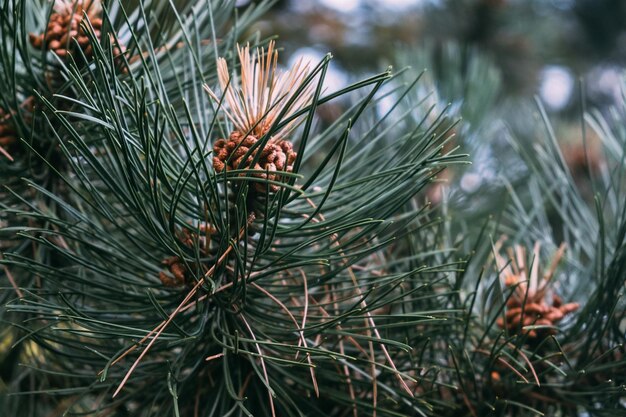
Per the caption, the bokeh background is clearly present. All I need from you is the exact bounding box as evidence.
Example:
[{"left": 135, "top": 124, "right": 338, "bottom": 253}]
[{"left": 238, "top": 0, "right": 626, "bottom": 115}]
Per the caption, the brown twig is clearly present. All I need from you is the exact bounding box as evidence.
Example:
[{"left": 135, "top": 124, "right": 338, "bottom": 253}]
[
  {"left": 250, "top": 281, "right": 319, "bottom": 397},
  {"left": 239, "top": 313, "right": 276, "bottom": 417},
  {"left": 1, "top": 254, "right": 23, "bottom": 298},
  {"left": 111, "top": 222, "right": 246, "bottom": 397}
]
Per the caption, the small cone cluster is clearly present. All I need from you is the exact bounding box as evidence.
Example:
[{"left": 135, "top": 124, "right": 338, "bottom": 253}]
[
  {"left": 159, "top": 256, "right": 188, "bottom": 288},
  {"left": 29, "top": 0, "right": 124, "bottom": 62},
  {"left": 159, "top": 224, "right": 218, "bottom": 288},
  {"left": 0, "top": 107, "right": 17, "bottom": 158},
  {"left": 0, "top": 98, "right": 35, "bottom": 160},
  {"left": 213, "top": 131, "right": 297, "bottom": 192},
  {"left": 494, "top": 240, "right": 579, "bottom": 339},
  {"left": 205, "top": 41, "right": 314, "bottom": 193}
]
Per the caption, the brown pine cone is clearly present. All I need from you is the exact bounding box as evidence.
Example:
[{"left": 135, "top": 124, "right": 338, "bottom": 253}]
[
  {"left": 29, "top": 0, "right": 125, "bottom": 64},
  {"left": 213, "top": 131, "right": 297, "bottom": 192},
  {"left": 159, "top": 256, "right": 188, "bottom": 288},
  {"left": 494, "top": 241, "right": 579, "bottom": 340},
  {"left": 159, "top": 222, "right": 220, "bottom": 288},
  {"left": 498, "top": 296, "right": 579, "bottom": 339},
  {"left": 0, "top": 107, "right": 17, "bottom": 150},
  {"left": 0, "top": 97, "right": 37, "bottom": 159}
]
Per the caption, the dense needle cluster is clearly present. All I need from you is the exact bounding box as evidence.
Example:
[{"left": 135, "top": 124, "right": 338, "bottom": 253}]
[
  {"left": 206, "top": 41, "right": 314, "bottom": 192},
  {"left": 494, "top": 240, "right": 579, "bottom": 339},
  {"left": 2, "top": 1, "right": 624, "bottom": 415}
]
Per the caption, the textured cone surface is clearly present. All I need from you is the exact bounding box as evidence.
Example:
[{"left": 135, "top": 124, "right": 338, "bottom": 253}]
[
  {"left": 213, "top": 131, "right": 297, "bottom": 192},
  {"left": 0, "top": 107, "right": 17, "bottom": 149},
  {"left": 159, "top": 257, "right": 187, "bottom": 288},
  {"left": 497, "top": 280, "right": 579, "bottom": 338},
  {"left": 29, "top": 0, "right": 124, "bottom": 62},
  {"left": 0, "top": 98, "right": 34, "bottom": 151},
  {"left": 159, "top": 224, "right": 219, "bottom": 288}
]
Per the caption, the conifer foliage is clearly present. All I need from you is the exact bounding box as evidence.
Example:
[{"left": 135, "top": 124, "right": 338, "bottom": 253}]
[{"left": 0, "top": 1, "right": 624, "bottom": 417}]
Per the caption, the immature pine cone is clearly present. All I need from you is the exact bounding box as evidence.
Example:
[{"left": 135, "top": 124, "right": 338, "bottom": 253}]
[
  {"left": 159, "top": 223, "right": 219, "bottom": 288},
  {"left": 0, "top": 107, "right": 17, "bottom": 151},
  {"left": 29, "top": 0, "right": 124, "bottom": 62},
  {"left": 159, "top": 256, "right": 188, "bottom": 288},
  {"left": 206, "top": 42, "right": 313, "bottom": 194},
  {"left": 213, "top": 131, "right": 297, "bottom": 193},
  {"left": 0, "top": 98, "right": 34, "bottom": 158},
  {"left": 494, "top": 241, "right": 579, "bottom": 339}
]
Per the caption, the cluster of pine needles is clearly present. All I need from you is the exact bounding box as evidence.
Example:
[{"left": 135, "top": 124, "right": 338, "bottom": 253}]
[{"left": 0, "top": 1, "right": 624, "bottom": 416}]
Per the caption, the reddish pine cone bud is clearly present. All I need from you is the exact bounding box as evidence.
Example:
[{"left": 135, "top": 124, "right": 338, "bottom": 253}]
[
  {"left": 213, "top": 131, "right": 297, "bottom": 192},
  {"left": 29, "top": 1, "right": 125, "bottom": 63},
  {"left": 494, "top": 241, "right": 579, "bottom": 339},
  {"left": 498, "top": 292, "right": 579, "bottom": 339},
  {"left": 159, "top": 223, "right": 219, "bottom": 288},
  {"left": 159, "top": 256, "right": 187, "bottom": 287},
  {"left": 0, "top": 97, "right": 34, "bottom": 158},
  {"left": 0, "top": 107, "right": 17, "bottom": 150}
]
